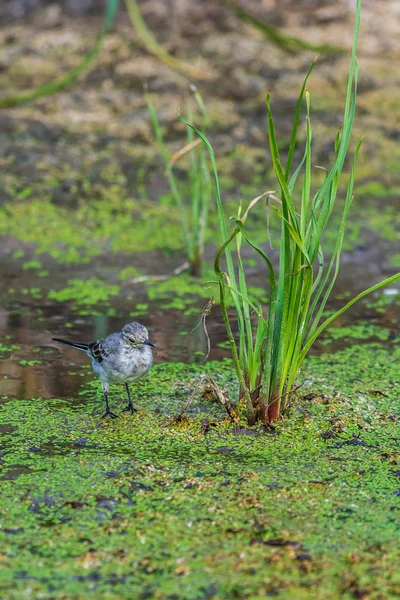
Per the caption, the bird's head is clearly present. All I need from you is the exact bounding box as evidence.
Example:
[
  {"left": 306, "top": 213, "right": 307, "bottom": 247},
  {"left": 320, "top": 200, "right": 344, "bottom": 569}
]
[{"left": 122, "top": 322, "right": 155, "bottom": 349}]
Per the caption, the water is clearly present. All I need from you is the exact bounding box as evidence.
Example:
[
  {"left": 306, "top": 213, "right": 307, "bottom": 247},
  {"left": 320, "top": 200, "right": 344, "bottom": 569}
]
[{"left": 0, "top": 237, "right": 398, "bottom": 403}]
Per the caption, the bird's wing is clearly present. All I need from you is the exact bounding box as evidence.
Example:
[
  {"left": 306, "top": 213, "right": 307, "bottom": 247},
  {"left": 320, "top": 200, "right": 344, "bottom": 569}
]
[
  {"left": 88, "top": 333, "right": 121, "bottom": 364},
  {"left": 88, "top": 339, "right": 111, "bottom": 364}
]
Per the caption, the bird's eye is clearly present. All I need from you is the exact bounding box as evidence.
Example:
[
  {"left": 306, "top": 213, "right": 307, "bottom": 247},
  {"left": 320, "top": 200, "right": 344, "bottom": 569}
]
[{"left": 129, "top": 337, "right": 136, "bottom": 343}]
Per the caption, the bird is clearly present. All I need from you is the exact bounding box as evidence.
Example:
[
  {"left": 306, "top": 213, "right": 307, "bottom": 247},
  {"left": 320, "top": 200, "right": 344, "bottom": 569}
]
[{"left": 53, "top": 322, "right": 154, "bottom": 418}]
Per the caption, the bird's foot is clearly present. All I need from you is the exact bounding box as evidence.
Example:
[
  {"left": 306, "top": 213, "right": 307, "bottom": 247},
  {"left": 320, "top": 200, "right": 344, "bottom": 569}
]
[
  {"left": 123, "top": 403, "right": 137, "bottom": 414},
  {"left": 101, "top": 409, "right": 119, "bottom": 419}
]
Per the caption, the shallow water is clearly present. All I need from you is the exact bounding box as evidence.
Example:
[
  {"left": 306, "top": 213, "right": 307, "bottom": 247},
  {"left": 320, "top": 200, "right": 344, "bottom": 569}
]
[{"left": 0, "top": 236, "right": 398, "bottom": 403}]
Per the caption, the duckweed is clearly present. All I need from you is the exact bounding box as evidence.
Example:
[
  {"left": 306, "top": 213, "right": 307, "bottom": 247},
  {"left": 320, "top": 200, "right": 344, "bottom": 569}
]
[{"left": 0, "top": 344, "right": 399, "bottom": 598}]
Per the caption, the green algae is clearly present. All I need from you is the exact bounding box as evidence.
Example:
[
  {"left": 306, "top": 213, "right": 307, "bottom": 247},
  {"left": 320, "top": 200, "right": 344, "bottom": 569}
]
[
  {"left": 18, "top": 359, "right": 42, "bottom": 367},
  {"left": 1, "top": 166, "right": 398, "bottom": 278},
  {"left": 118, "top": 266, "right": 143, "bottom": 281},
  {"left": 0, "top": 194, "right": 185, "bottom": 265},
  {"left": 365, "top": 291, "right": 400, "bottom": 312},
  {"left": 321, "top": 322, "right": 395, "bottom": 345},
  {"left": 389, "top": 254, "right": 400, "bottom": 268},
  {"left": 48, "top": 279, "right": 120, "bottom": 306},
  {"left": 21, "top": 287, "right": 43, "bottom": 300},
  {"left": 0, "top": 199, "right": 100, "bottom": 264},
  {"left": 0, "top": 341, "right": 21, "bottom": 357},
  {"left": 21, "top": 259, "right": 42, "bottom": 270},
  {"left": 363, "top": 204, "right": 400, "bottom": 243},
  {"left": 1, "top": 343, "right": 400, "bottom": 598},
  {"left": 146, "top": 271, "right": 218, "bottom": 313}
]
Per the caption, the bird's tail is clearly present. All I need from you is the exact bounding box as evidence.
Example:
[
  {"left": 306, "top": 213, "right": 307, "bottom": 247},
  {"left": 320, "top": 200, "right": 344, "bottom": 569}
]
[{"left": 53, "top": 338, "right": 90, "bottom": 352}]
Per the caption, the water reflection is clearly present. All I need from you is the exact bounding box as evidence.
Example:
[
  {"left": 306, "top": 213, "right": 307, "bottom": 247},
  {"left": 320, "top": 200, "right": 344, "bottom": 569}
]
[
  {"left": 0, "top": 279, "right": 398, "bottom": 403},
  {"left": 0, "top": 300, "right": 233, "bottom": 401},
  {"left": 0, "top": 226, "right": 398, "bottom": 402}
]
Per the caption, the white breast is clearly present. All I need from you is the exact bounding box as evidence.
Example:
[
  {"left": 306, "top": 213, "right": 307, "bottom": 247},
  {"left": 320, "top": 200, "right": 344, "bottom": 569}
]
[{"left": 92, "top": 345, "right": 153, "bottom": 384}]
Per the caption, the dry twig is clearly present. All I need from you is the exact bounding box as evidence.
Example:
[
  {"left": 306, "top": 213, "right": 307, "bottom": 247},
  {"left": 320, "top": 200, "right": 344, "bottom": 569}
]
[
  {"left": 190, "top": 297, "right": 214, "bottom": 360},
  {"left": 125, "top": 261, "right": 190, "bottom": 285},
  {"left": 165, "top": 374, "right": 237, "bottom": 427}
]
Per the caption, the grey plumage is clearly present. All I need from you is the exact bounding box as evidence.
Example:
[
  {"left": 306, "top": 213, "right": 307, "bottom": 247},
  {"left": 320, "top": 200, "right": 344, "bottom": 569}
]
[{"left": 53, "top": 322, "right": 154, "bottom": 418}]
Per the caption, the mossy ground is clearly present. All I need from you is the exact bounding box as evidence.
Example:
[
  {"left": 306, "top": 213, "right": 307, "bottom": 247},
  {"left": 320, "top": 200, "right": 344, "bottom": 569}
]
[{"left": 1, "top": 342, "right": 400, "bottom": 599}]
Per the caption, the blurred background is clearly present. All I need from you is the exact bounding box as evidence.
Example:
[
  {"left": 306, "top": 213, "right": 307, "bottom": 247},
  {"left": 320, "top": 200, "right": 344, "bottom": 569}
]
[{"left": 0, "top": 0, "right": 399, "bottom": 399}]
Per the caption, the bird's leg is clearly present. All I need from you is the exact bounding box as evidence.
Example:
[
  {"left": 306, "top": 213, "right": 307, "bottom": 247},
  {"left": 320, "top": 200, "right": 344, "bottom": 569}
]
[
  {"left": 124, "top": 383, "right": 137, "bottom": 414},
  {"left": 101, "top": 383, "right": 118, "bottom": 419}
]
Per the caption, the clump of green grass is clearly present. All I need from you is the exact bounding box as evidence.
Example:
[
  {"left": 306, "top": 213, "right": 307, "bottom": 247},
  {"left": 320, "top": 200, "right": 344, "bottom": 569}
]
[
  {"left": 145, "top": 86, "right": 212, "bottom": 276},
  {"left": 181, "top": 0, "right": 400, "bottom": 424}
]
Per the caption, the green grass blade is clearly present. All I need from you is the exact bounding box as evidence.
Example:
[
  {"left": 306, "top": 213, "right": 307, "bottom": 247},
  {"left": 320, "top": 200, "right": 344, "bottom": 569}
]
[
  {"left": 226, "top": 1, "right": 344, "bottom": 55},
  {"left": 214, "top": 230, "right": 255, "bottom": 422},
  {"left": 178, "top": 117, "right": 239, "bottom": 287},
  {"left": 283, "top": 263, "right": 313, "bottom": 393},
  {"left": 197, "top": 145, "right": 212, "bottom": 257},
  {"left": 0, "top": 0, "right": 119, "bottom": 109},
  {"left": 310, "top": 61, "right": 359, "bottom": 249},
  {"left": 300, "top": 91, "right": 312, "bottom": 237},
  {"left": 266, "top": 94, "right": 299, "bottom": 232},
  {"left": 236, "top": 227, "right": 253, "bottom": 379},
  {"left": 180, "top": 117, "right": 253, "bottom": 383},
  {"left": 286, "top": 61, "right": 317, "bottom": 181},
  {"left": 124, "top": 0, "right": 207, "bottom": 79},
  {"left": 187, "top": 103, "right": 200, "bottom": 251},
  {"left": 233, "top": 220, "right": 278, "bottom": 404},
  {"left": 288, "top": 150, "right": 306, "bottom": 194},
  {"left": 307, "top": 140, "right": 362, "bottom": 340},
  {"left": 266, "top": 92, "right": 299, "bottom": 397},
  {"left": 0, "top": 38, "right": 103, "bottom": 109},
  {"left": 103, "top": 0, "right": 120, "bottom": 33},
  {"left": 298, "top": 272, "right": 400, "bottom": 370},
  {"left": 271, "top": 207, "right": 311, "bottom": 264}
]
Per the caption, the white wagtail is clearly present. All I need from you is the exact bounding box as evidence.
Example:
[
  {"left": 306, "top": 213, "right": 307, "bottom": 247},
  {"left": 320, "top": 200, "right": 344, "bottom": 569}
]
[{"left": 53, "top": 322, "right": 154, "bottom": 418}]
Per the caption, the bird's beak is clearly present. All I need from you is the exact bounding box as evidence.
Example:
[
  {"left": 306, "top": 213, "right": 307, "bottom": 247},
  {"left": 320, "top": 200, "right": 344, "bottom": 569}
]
[{"left": 145, "top": 339, "right": 155, "bottom": 348}]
